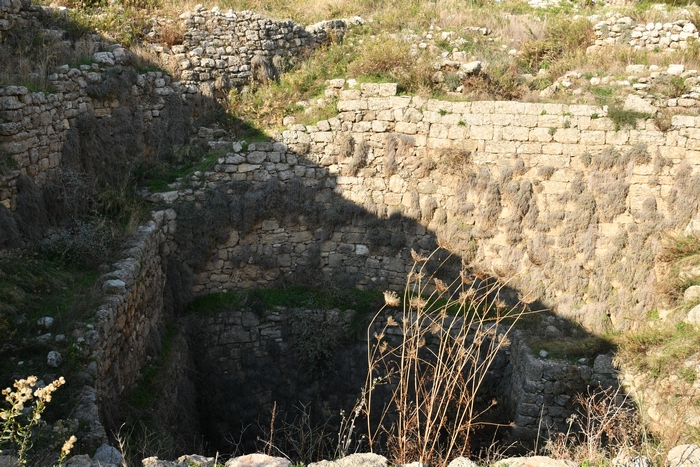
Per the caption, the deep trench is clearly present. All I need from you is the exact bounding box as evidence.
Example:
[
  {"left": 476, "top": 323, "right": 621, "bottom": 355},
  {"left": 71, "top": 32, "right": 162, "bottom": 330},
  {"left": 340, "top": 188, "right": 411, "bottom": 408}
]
[{"left": 132, "top": 304, "right": 515, "bottom": 462}]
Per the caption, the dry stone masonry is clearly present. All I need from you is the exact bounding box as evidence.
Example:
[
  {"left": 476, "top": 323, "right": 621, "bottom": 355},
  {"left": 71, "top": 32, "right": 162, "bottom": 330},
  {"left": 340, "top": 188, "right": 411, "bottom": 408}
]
[
  {"left": 146, "top": 80, "right": 700, "bottom": 335},
  {"left": 0, "top": 63, "right": 195, "bottom": 210},
  {"left": 149, "top": 5, "right": 362, "bottom": 89},
  {"left": 589, "top": 15, "right": 699, "bottom": 52}
]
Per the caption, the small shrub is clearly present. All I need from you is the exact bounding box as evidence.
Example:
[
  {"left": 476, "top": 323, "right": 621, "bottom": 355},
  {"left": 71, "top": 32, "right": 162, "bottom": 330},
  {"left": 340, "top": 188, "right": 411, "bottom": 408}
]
[
  {"left": 342, "top": 137, "right": 368, "bottom": 176},
  {"left": 359, "top": 255, "right": 528, "bottom": 467},
  {"left": 519, "top": 16, "right": 594, "bottom": 73},
  {"left": 347, "top": 36, "right": 433, "bottom": 94},
  {"left": 607, "top": 106, "right": 650, "bottom": 130},
  {"left": 383, "top": 135, "right": 399, "bottom": 178},
  {"left": 441, "top": 148, "right": 471, "bottom": 172},
  {"left": 544, "top": 386, "right": 643, "bottom": 465},
  {"left": 538, "top": 166, "right": 556, "bottom": 180},
  {"left": 0, "top": 376, "right": 75, "bottom": 466},
  {"left": 158, "top": 22, "right": 184, "bottom": 47},
  {"left": 627, "top": 143, "right": 650, "bottom": 165},
  {"left": 591, "top": 147, "right": 629, "bottom": 171}
]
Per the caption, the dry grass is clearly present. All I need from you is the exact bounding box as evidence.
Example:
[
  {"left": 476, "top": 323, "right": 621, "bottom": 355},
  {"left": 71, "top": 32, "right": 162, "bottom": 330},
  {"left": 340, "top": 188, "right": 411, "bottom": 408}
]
[
  {"left": 356, "top": 251, "right": 529, "bottom": 467},
  {"left": 543, "top": 386, "right": 650, "bottom": 466}
]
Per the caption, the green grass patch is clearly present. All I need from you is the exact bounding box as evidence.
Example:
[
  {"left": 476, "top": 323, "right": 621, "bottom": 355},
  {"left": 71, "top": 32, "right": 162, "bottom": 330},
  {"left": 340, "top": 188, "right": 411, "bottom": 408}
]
[
  {"left": 136, "top": 146, "right": 221, "bottom": 193},
  {"left": 607, "top": 105, "right": 650, "bottom": 130},
  {"left": 617, "top": 321, "right": 700, "bottom": 381},
  {"left": 186, "top": 287, "right": 384, "bottom": 317},
  {"left": 528, "top": 335, "right": 616, "bottom": 361}
]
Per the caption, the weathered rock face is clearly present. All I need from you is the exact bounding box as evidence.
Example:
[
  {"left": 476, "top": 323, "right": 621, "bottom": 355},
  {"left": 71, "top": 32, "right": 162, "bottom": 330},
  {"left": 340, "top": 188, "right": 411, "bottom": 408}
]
[{"left": 146, "top": 82, "right": 700, "bottom": 334}]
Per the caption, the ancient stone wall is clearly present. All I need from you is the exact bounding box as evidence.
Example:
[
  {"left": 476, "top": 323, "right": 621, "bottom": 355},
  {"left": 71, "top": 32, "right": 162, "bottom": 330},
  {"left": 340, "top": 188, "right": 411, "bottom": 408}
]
[
  {"left": 149, "top": 5, "right": 361, "bottom": 89},
  {"left": 508, "top": 331, "right": 618, "bottom": 441},
  {"left": 90, "top": 209, "right": 176, "bottom": 407},
  {"left": 189, "top": 307, "right": 513, "bottom": 452},
  {"left": 152, "top": 81, "right": 700, "bottom": 333},
  {"left": 0, "top": 59, "right": 201, "bottom": 211},
  {"left": 590, "top": 15, "right": 698, "bottom": 52}
]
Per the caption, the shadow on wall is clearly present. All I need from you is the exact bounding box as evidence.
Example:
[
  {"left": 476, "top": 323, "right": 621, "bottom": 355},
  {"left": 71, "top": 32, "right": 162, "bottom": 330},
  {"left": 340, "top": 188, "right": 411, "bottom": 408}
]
[
  {"left": 0, "top": 7, "right": 623, "bottom": 461},
  {"left": 161, "top": 127, "right": 620, "bottom": 458}
]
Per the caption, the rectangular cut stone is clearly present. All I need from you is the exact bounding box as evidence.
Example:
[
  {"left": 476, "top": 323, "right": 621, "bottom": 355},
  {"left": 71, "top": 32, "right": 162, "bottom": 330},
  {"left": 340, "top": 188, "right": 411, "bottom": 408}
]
[
  {"left": 426, "top": 100, "right": 453, "bottom": 112},
  {"left": 542, "top": 143, "right": 563, "bottom": 154},
  {"left": 686, "top": 150, "right": 700, "bottom": 165},
  {"left": 372, "top": 120, "right": 387, "bottom": 132},
  {"left": 606, "top": 130, "right": 630, "bottom": 145},
  {"left": 470, "top": 101, "right": 494, "bottom": 114},
  {"left": 529, "top": 128, "right": 553, "bottom": 143},
  {"left": 518, "top": 115, "right": 539, "bottom": 127},
  {"left": 494, "top": 101, "right": 526, "bottom": 114},
  {"left": 538, "top": 115, "right": 566, "bottom": 128},
  {"left": 367, "top": 97, "right": 391, "bottom": 111},
  {"left": 388, "top": 96, "right": 411, "bottom": 108},
  {"left": 470, "top": 125, "right": 493, "bottom": 140},
  {"left": 361, "top": 83, "right": 380, "bottom": 96},
  {"left": 589, "top": 118, "right": 615, "bottom": 131},
  {"left": 484, "top": 140, "right": 517, "bottom": 153},
  {"left": 672, "top": 115, "right": 695, "bottom": 127},
  {"left": 422, "top": 111, "right": 442, "bottom": 123},
  {"left": 553, "top": 129, "right": 580, "bottom": 147},
  {"left": 568, "top": 104, "right": 598, "bottom": 116},
  {"left": 441, "top": 114, "right": 463, "bottom": 125},
  {"left": 460, "top": 114, "right": 483, "bottom": 125},
  {"left": 579, "top": 130, "right": 606, "bottom": 145},
  {"left": 427, "top": 138, "right": 452, "bottom": 149},
  {"left": 395, "top": 121, "right": 418, "bottom": 134},
  {"left": 429, "top": 124, "right": 449, "bottom": 138},
  {"left": 502, "top": 126, "right": 530, "bottom": 141},
  {"left": 681, "top": 128, "right": 700, "bottom": 140},
  {"left": 451, "top": 102, "right": 472, "bottom": 113},
  {"left": 352, "top": 122, "right": 372, "bottom": 133},
  {"left": 337, "top": 100, "right": 367, "bottom": 111},
  {"left": 447, "top": 126, "right": 468, "bottom": 139},
  {"left": 539, "top": 103, "right": 565, "bottom": 115},
  {"left": 313, "top": 131, "right": 333, "bottom": 142},
  {"left": 531, "top": 153, "right": 570, "bottom": 167},
  {"left": 340, "top": 90, "right": 361, "bottom": 99},
  {"left": 517, "top": 142, "right": 542, "bottom": 154},
  {"left": 629, "top": 129, "right": 665, "bottom": 146},
  {"left": 378, "top": 83, "right": 398, "bottom": 96},
  {"left": 483, "top": 114, "right": 513, "bottom": 125}
]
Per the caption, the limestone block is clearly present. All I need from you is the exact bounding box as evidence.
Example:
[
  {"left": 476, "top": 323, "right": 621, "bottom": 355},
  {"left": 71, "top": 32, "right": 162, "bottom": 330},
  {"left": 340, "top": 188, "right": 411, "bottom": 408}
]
[
  {"left": 469, "top": 125, "right": 493, "bottom": 140},
  {"left": 517, "top": 143, "right": 542, "bottom": 154},
  {"left": 92, "top": 52, "right": 115, "bottom": 66},
  {"left": 483, "top": 113, "right": 513, "bottom": 126},
  {"left": 447, "top": 126, "right": 467, "bottom": 140},
  {"left": 538, "top": 115, "right": 566, "bottom": 128},
  {"left": 606, "top": 130, "right": 630, "bottom": 145},
  {"left": 395, "top": 121, "right": 418, "bottom": 135},
  {"left": 684, "top": 285, "right": 700, "bottom": 303},
  {"left": 387, "top": 96, "right": 411, "bottom": 109},
  {"left": 673, "top": 114, "right": 696, "bottom": 128},
  {"left": 503, "top": 126, "right": 530, "bottom": 141},
  {"left": 552, "top": 128, "right": 580, "bottom": 144},
  {"left": 226, "top": 454, "right": 290, "bottom": 467},
  {"left": 337, "top": 99, "right": 367, "bottom": 111},
  {"left": 429, "top": 123, "right": 448, "bottom": 139},
  {"left": 367, "top": 97, "right": 391, "bottom": 111},
  {"left": 494, "top": 101, "right": 526, "bottom": 114},
  {"left": 484, "top": 141, "right": 517, "bottom": 153}
]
